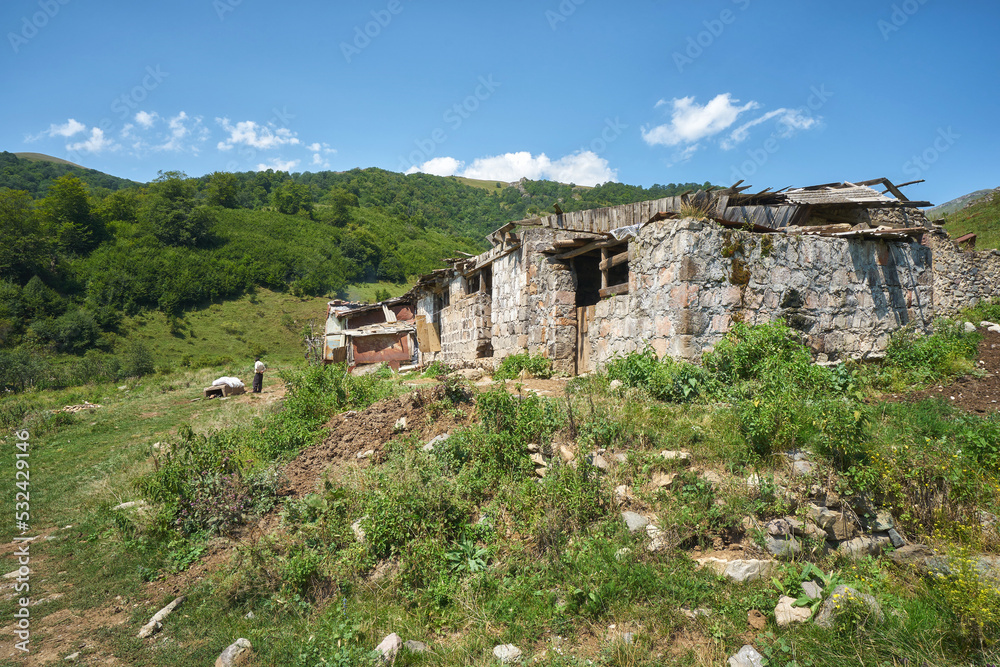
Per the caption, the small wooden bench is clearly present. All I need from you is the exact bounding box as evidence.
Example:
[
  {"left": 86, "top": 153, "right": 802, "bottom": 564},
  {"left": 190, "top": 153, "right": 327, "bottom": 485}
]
[{"left": 203, "top": 384, "right": 246, "bottom": 398}]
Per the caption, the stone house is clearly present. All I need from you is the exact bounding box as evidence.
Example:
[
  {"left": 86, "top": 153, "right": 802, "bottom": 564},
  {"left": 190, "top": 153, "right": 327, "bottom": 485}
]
[{"left": 323, "top": 180, "right": 1000, "bottom": 374}]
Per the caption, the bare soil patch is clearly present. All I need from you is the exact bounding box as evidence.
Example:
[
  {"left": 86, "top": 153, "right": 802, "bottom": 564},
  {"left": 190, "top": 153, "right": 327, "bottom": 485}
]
[
  {"left": 882, "top": 328, "right": 1000, "bottom": 415},
  {"left": 281, "top": 385, "right": 477, "bottom": 498}
]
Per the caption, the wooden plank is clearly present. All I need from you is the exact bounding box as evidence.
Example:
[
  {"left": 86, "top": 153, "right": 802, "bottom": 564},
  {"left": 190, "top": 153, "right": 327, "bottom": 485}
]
[
  {"left": 601, "top": 248, "right": 609, "bottom": 290},
  {"left": 599, "top": 283, "right": 629, "bottom": 298},
  {"left": 599, "top": 250, "right": 629, "bottom": 271},
  {"left": 554, "top": 237, "right": 627, "bottom": 260}
]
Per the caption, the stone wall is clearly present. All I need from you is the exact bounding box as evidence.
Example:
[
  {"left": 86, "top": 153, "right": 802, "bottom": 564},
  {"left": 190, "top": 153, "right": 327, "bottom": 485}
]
[
  {"left": 490, "top": 228, "right": 579, "bottom": 375},
  {"left": 587, "top": 218, "right": 933, "bottom": 366},
  {"left": 440, "top": 290, "right": 492, "bottom": 362},
  {"left": 926, "top": 232, "right": 1000, "bottom": 314}
]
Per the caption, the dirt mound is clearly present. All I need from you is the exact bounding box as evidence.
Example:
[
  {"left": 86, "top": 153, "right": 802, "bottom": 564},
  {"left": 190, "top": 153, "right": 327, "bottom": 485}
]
[
  {"left": 883, "top": 328, "right": 1000, "bottom": 415},
  {"left": 282, "top": 385, "right": 476, "bottom": 498}
]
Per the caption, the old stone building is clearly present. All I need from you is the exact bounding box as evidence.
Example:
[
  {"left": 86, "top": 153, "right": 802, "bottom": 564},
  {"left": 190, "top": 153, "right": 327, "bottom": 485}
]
[{"left": 322, "top": 180, "right": 1000, "bottom": 373}]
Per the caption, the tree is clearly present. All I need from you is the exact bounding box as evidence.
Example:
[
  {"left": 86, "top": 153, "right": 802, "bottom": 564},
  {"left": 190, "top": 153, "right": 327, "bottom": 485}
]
[
  {"left": 205, "top": 172, "right": 238, "bottom": 208},
  {"left": 323, "top": 187, "right": 359, "bottom": 226},
  {"left": 94, "top": 188, "right": 139, "bottom": 224},
  {"left": 272, "top": 180, "right": 314, "bottom": 216},
  {"left": 40, "top": 174, "right": 103, "bottom": 253},
  {"left": 0, "top": 189, "right": 49, "bottom": 282},
  {"left": 141, "top": 172, "right": 215, "bottom": 247}
]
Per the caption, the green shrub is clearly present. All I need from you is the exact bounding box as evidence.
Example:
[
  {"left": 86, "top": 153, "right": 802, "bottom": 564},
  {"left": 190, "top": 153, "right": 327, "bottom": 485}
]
[
  {"left": 882, "top": 319, "right": 980, "bottom": 383},
  {"left": 604, "top": 347, "right": 710, "bottom": 402},
  {"left": 494, "top": 352, "right": 553, "bottom": 380}
]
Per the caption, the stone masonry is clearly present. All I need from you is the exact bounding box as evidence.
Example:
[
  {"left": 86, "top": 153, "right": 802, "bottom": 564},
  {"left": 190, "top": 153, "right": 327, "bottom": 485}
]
[
  {"left": 588, "top": 218, "right": 933, "bottom": 365},
  {"left": 925, "top": 232, "right": 1000, "bottom": 314},
  {"left": 440, "top": 291, "right": 492, "bottom": 362}
]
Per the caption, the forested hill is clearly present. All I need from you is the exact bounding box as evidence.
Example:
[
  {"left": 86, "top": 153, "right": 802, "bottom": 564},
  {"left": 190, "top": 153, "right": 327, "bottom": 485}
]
[
  {"left": 0, "top": 155, "right": 711, "bottom": 366},
  {"left": 1, "top": 151, "right": 139, "bottom": 196}
]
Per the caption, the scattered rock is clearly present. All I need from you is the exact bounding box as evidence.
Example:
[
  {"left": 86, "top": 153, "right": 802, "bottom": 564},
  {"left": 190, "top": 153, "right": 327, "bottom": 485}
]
[
  {"left": 801, "top": 581, "right": 823, "bottom": 600},
  {"left": 404, "top": 640, "right": 429, "bottom": 653},
  {"left": 393, "top": 416, "right": 407, "bottom": 431},
  {"left": 747, "top": 609, "right": 767, "bottom": 630},
  {"left": 351, "top": 517, "right": 367, "bottom": 544},
  {"left": 614, "top": 485, "right": 633, "bottom": 504},
  {"left": 701, "top": 470, "right": 723, "bottom": 487},
  {"left": 244, "top": 611, "right": 255, "bottom": 619},
  {"left": 589, "top": 453, "right": 609, "bottom": 471},
  {"left": 807, "top": 504, "right": 857, "bottom": 541},
  {"left": 791, "top": 460, "right": 815, "bottom": 476},
  {"left": 493, "top": 644, "right": 523, "bottom": 664},
  {"left": 746, "top": 473, "right": 762, "bottom": 490},
  {"left": 215, "top": 638, "right": 252, "bottom": 667},
  {"left": 422, "top": 433, "right": 449, "bottom": 452},
  {"left": 64, "top": 653, "right": 80, "bottom": 663},
  {"left": 991, "top": 325, "right": 1000, "bottom": 335},
  {"left": 774, "top": 596, "right": 812, "bottom": 627},
  {"left": 871, "top": 511, "right": 894, "bottom": 532},
  {"left": 839, "top": 535, "right": 890, "bottom": 559},
  {"left": 728, "top": 644, "right": 765, "bottom": 667},
  {"left": 622, "top": 511, "right": 649, "bottom": 534},
  {"left": 888, "top": 528, "right": 905, "bottom": 548},
  {"left": 696, "top": 557, "right": 777, "bottom": 583},
  {"left": 529, "top": 453, "right": 548, "bottom": 468},
  {"left": 765, "top": 535, "right": 802, "bottom": 560},
  {"left": 814, "top": 585, "right": 883, "bottom": 629},
  {"left": 650, "top": 472, "right": 677, "bottom": 490},
  {"left": 559, "top": 445, "right": 576, "bottom": 462},
  {"left": 622, "top": 631, "right": 635, "bottom": 645},
  {"left": 980, "top": 321, "right": 998, "bottom": 329},
  {"left": 784, "top": 449, "right": 810, "bottom": 461},
  {"left": 660, "top": 450, "right": 692, "bottom": 464},
  {"left": 646, "top": 524, "right": 671, "bottom": 552},
  {"left": 681, "top": 607, "right": 713, "bottom": 620},
  {"left": 612, "top": 452, "right": 628, "bottom": 464},
  {"left": 357, "top": 449, "right": 375, "bottom": 460},
  {"left": 112, "top": 500, "right": 148, "bottom": 511},
  {"left": 964, "top": 321, "right": 977, "bottom": 333},
  {"left": 526, "top": 443, "right": 540, "bottom": 453},
  {"left": 455, "top": 367, "right": 484, "bottom": 381},
  {"left": 137, "top": 596, "right": 185, "bottom": 639},
  {"left": 375, "top": 633, "right": 403, "bottom": 663},
  {"left": 608, "top": 379, "right": 623, "bottom": 392},
  {"left": 765, "top": 518, "right": 794, "bottom": 536},
  {"left": 614, "top": 547, "right": 631, "bottom": 562}
]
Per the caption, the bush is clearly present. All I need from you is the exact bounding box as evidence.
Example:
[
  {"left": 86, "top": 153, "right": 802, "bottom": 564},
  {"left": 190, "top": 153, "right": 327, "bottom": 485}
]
[
  {"left": 494, "top": 352, "right": 553, "bottom": 380},
  {"left": 882, "top": 319, "right": 981, "bottom": 383},
  {"left": 604, "top": 347, "right": 710, "bottom": 402}
]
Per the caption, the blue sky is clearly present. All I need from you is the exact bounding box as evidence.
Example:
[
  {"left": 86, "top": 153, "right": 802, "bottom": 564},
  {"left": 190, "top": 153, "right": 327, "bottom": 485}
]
[{"left": 2, "top": 0, "right": 997, "bottom": 205}]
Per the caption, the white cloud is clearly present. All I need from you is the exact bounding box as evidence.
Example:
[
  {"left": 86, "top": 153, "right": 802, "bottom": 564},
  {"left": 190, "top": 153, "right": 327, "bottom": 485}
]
[
  {"left": 154, "top": 112, "right": 206, "bottom": 152},
  {"left": 407, "top": 150, "right": 617, "bottom": 186},
  {"left": 306, "top": 142, "right": 321, "bottom": 152},
  {"left": 306, "top": 142, "right": 337, "bottom": 169},
  {"left": 722, "top": 108, "right": 821, "bottom": 149},
  {"left": 217, "top": 118, "right": 301, "bottom": 150},
  {"left": 406, "top": 156, "right": 464, "bottom": 177},
  {"left": 642, "top": 94, "right": 758, "bottom": 147},
  {"left": 257, "top": 158, "right": 300, "bottom": 172},
  {"left": 134, "top": 111, "right": 159, "bottom": 128},
  {"left": 66, "top": 127, "right": 117, "bottom": 154},
  {"left": 26, "top": 118, "right": 86, "bottom": 142}
]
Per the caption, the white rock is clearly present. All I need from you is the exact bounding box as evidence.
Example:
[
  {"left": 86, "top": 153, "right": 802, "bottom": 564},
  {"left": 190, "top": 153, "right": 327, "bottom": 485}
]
[
  {"left": 422, "top": 433, "right": 449, "bottom": 452},
  {"left": 614, "top": 484, "right": 633, "bottom": 503},
  {"left": 660, "top": 450, "right": 691, "bottom": 464},
  {"left": 589, "top": 454, "right": 609, "bottom": 471},
  {"left": 964, "top": 322, "right": 977, "bottom": 333},
  {"left": 981, "top": 321, "right": 998, "bottom": 329},
  {"left": 651, "top": 472, "right": 676, "bottom": 489},
  {"left": 559, "top": 445, "right": 575, "bottom": 462},
  {"left": 696, "top": 558, "right": 777, "bottom": 583},
  {"left": 215, "top": 638, "right": 252, "bottom": 667},
  {"left": 493, "top": 644, "right": 523, "bottom": 664},
  {"left": 774, "top": 596, "right": 812, "bottom": 627},
  {"left": 393, "top": 416, "right": 407, "bottom": 431},
  {"left": 375, "top": 633, "right": 403, "bottom": 663},
  {"left": 728, "top": 645, "right": 765, "bottom": 667},
  {"left": 137, "top": 596, "right": 185, "bottom": 638},
  {"left": 608, "top": 379, "right": 623, "bottom": 392},
  {"left": 357, "top": 449, "right": 375, "bottom": 460},
  {"left": 351, "top": 517, "right": 367, "bottom": 544},
  {"left": 112, "top": 500, "right": 148, "bottom": 511},
  {"left": 621, "top": 511, "right": 649, "bottom": 534},
  {"left": 64, "top": 652, "right": 80, "bottom": 663},
  {"left": 529, "top": 453, "right": 548, "bottom": 468}
]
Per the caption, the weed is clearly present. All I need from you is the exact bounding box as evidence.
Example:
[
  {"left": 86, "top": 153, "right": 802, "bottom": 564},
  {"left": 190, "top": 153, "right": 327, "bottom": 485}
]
[{"left": 494, "top": 352, "right": 554, "bottom": 380}]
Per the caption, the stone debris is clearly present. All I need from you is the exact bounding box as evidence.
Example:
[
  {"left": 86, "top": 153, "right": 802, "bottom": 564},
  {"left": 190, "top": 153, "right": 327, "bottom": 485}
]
[
  {"left": 814, "top": 585, "right": 883, "bottom": 629},
  {"left": 645, "top": 524, "right": 671, "bottom": 552},
  {"left": 965, "top": 321, "right": 977, "bottom": 333},
  {"left": 621, "top": 511, "right": 649, "bottom": 534},
  {"left": 559, "top": 445, "right": 576, "bottom": 462},
  {"left": 351, "top": 517, "right": 367, "bottom": 544},
  {"left": 650, "top": 472, "right": 677, "bottom": 490},
  {"left": 493, "top": 643, "right": 523, "bottom": 664},
  {"left": 422, "top": 433, "right": 449, "bottom": 452},
  {"left": 791, "top": 460, "right": 815, "bottom": 476},
  {"left": 404, "top": 640, "right": 430, "bottom": 653},
  {"left": 774, "top": 596, "right": 812, "bottom": 626},
  {"left": 801, "top": 581, "right": 823, "bottom": 600},
  {"left": 728, "top": 644, "right": 765, "bottom": 667},
  {"left": 660, "top": 450, "right": 692, "bottom": 464},
  {"left": 839, "top": 534, "right": 891, "bottom": 559},
  {"left": 137, "top": 596, "right": 185, "bottom": 638},
  {"left": 215, "top": 638, "right": 252, "bottom": 667},
  {"left": 701, "top": 470, "right": 723, "bottom": 487},
  {"left": 357, "top": 449, "right": 375, "bottom": 460},
  {"left": 695, "top": 557, "right": 777, "bottom": 583},
  {"left": 681, "top": 607, "right": 713, "bottom": 619},
  {"left": 375, "top": 633, "right": 403, "bottom": 663},
  {"left": 393, "top": 416, "right": 407, "bottom": 431},
  {"left": 529, "top": 453, "right": 547, "bottom": 468},
  {"left": 64, "top": 653, "right": 80, "bottom": 663},
  {"left": 608, "top": 379, "right": 623, "bottom": 392},
  {"left": 112, "top": 500, "right": 148, "bottom": 511},
  {"left": 589, "top": 453, "right": 609, "bottom": 471},
  {"left": 614, "top": 484, "right": 633, "bottom": 504},
  {"left": 807, "top": 504, "right": 857, "bottom": 541}
]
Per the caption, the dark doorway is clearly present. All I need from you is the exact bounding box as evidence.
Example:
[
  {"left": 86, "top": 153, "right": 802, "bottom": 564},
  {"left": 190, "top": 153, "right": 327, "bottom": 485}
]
[{"left": 574, "top": 255, "right": 602, "bottom": 307}]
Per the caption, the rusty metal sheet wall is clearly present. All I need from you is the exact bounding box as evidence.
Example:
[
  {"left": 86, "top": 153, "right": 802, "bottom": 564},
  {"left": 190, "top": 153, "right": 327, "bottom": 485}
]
[{"left": 351, "top": 333, "right": 411, "bottom": 365}]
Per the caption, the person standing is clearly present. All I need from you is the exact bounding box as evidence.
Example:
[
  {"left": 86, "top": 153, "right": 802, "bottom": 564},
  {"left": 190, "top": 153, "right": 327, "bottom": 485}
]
[{"left": 253, "top": 357, "right": 266, "bottom": 393}]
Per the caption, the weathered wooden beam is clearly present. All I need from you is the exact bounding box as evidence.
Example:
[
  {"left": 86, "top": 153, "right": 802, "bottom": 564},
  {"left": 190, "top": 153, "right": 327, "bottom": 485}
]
[
  {"left": 553, "top": 238, "right": 627, "bottom": 260},
  {"left": 599, "top": 283, "right": 629, "bottom": 298},
  {"left": 598, "top": 250, "right": 629, "bottom": 271},
  {"left": 600, "top": 248, "right": 609, "bottom": 290}
]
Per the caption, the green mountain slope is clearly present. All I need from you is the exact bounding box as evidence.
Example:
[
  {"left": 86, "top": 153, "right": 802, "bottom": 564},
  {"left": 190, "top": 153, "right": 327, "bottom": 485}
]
[
  {"left": 0, "top": 151, "right": 139, "bottom": 196},
  {"left": 943, "top": 189, "right": 1000, "bottom": 249},
  {"left": 927, "top": 187, "right": 998, "bottom": 218}
]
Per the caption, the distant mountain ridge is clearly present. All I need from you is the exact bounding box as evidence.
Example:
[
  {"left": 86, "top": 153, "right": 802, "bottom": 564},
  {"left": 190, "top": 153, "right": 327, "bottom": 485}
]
[
  {"left": 926, "top": 187, "right": 999, "bottom": 219},
  {"left": 0, "top": 151, "right": 139, "bottom": 196}
]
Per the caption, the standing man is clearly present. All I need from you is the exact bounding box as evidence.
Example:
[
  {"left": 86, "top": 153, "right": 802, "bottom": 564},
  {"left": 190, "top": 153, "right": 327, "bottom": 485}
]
[{"left": 253, "top": 357, "right": 266, "bottom": 393}]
